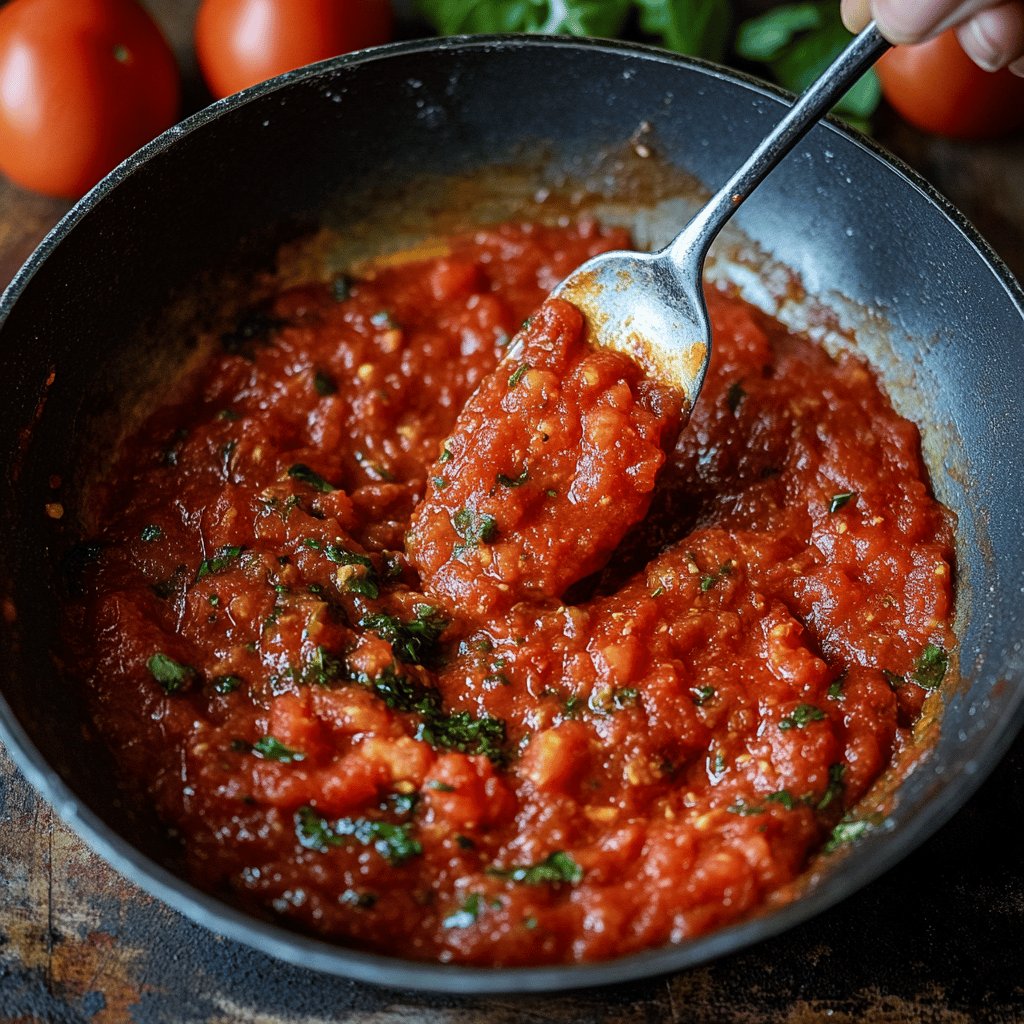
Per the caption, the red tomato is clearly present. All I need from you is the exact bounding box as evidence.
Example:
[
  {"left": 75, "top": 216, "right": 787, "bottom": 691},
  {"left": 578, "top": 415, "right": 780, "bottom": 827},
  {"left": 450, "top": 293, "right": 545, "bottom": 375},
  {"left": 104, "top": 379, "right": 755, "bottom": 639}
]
[
  {"left": 0, "top": 0, "right": 180, "bottom": 199},
  {"left": 877, "top": 27, "right": 1024, "bottom": 139},
  {"left": 195, "top": 0, "right": 393, "bottom": 100}
]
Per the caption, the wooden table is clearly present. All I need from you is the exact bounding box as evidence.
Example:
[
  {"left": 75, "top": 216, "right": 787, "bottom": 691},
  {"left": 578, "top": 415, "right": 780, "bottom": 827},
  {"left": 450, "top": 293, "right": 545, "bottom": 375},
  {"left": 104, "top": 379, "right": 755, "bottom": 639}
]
[{"left": 2, "top": 4, "right": 1023, "bottom": 1021}]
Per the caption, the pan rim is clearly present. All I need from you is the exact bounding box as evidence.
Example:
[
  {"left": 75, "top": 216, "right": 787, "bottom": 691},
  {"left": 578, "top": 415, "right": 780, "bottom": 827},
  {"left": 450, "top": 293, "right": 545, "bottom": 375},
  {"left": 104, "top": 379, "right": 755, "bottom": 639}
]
[{"left": 1, "top": 33, "right": 1023, "bottom": 995}]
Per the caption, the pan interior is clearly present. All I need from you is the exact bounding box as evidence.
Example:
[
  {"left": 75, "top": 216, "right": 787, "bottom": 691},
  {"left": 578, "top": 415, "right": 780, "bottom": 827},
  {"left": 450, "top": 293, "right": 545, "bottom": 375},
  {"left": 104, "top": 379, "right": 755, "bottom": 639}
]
[{"left": 0, "top": 37, "right": 1021, "bottom": 990}]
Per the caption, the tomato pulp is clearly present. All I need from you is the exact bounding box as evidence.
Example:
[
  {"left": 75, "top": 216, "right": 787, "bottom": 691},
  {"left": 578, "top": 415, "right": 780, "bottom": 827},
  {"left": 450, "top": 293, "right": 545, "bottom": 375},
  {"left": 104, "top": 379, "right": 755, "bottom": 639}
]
[{"left": 67, "top": 220, "right": 955, "bottom": 965}]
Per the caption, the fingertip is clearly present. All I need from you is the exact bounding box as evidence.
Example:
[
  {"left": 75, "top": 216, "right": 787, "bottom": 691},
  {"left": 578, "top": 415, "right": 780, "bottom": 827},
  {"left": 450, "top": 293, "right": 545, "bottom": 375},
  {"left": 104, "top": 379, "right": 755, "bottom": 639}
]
[
  {"left": 840, "top": 0, "right": 872, "bottom": 33},
  {"left": 871, "top": 0, "right": 944, "bottom": 43}
]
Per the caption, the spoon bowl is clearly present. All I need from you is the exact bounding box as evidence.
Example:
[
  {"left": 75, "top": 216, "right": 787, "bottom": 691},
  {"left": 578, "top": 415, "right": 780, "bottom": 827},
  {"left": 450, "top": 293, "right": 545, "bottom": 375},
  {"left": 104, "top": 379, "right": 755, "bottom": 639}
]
[{"left": 539, "top": 22, "right": 890, "bottom": 408}]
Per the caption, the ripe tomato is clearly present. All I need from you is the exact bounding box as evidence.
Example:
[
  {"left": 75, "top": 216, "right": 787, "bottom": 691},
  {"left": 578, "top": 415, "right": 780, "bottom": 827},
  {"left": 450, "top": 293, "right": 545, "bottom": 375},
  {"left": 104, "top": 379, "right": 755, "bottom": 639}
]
[
  {"left": 877, "top": 27, "right": 1024, "bottom": 140},
  {"left": 195, "top": 0, "right": 393, "bottom": 100},
  {"left": 0, "top": 0, "right": 180, "bottom": 199}
]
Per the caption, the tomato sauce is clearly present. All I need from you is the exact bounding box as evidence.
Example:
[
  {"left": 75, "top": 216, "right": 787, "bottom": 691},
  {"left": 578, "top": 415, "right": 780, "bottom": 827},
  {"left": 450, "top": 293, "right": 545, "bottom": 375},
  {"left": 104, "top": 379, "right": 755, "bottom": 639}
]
[{"left": 67, "top": 219, "right": 955, "bottom": 965}]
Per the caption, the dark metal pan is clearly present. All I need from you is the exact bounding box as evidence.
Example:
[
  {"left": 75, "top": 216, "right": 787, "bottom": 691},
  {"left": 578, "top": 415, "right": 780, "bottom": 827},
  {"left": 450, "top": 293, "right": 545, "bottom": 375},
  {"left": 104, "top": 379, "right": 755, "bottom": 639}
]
[{"left": 1, "top": 36, "right": 1022, "bottom": 994}]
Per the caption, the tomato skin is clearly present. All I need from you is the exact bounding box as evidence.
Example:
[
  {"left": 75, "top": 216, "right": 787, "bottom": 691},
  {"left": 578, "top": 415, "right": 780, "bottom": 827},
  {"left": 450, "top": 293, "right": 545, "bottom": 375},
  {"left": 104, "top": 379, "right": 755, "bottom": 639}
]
[
  {"left": 195, "top": 0, "right": 393, "bottom": 99},
  {"left": 878, "top": 28, "right": 1024, "bottom": 140},
  {"left": 0, "top": 0, "right": 180, "bottom": 199}
]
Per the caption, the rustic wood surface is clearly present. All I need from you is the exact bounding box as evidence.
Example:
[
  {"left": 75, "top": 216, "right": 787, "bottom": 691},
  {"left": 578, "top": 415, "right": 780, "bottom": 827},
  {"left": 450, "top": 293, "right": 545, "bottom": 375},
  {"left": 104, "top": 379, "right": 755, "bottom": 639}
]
[{"left": 2, "top": 2, "right": 1023, "bottom": 1021}]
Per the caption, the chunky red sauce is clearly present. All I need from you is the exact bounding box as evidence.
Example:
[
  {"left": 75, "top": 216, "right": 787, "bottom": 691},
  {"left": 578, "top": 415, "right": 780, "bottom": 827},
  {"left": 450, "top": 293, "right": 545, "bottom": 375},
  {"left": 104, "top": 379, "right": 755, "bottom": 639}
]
[{"left": 67, "top": 220, "right": 955, "bottom": 965}]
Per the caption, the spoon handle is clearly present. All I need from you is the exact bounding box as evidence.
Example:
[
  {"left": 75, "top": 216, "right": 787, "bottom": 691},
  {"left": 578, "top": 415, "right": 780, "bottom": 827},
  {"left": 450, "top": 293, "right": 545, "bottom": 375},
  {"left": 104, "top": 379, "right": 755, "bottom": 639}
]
[{"left": 669, "top": 21, "right": 890, "bottom": 263}]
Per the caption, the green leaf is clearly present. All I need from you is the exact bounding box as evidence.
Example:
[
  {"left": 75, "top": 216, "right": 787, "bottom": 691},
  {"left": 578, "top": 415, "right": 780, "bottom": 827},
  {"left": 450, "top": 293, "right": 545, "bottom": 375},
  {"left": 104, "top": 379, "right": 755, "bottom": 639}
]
[
  {"left": 196, "top": 544, "right": 244, "bottom": 580},
  {"left": 213, "top": 674, "right": 242, "bottom": 694},
  {"left": 251, "top": 736, "right": 305, "bottom": 763},
  {"left": 635, "top": 0, "right": 732, "bottom": 61},
  {"left": 360, "top": 604, "right": 449, "bottom": 665},
  {"left": 288, "top": 463, "right": 334, "bottom": 493},
  {"left": 140, "top": 524, "right": 163, "bottom": 542},
  {"left": 735, "top": 3, "right": 822, "bottom": 61},
  {"left": 453, "top": 507, "right": 498, "bottom": 547},
  {"left": 443, "top": 893, "right": 483, "bottom": 929},
  {"left": 825, "top": 816, "right": 875, "bottom": 853},
  {"left": 737, "top": 2, "right": 881, "bottom": 125},
  {"left": 146, "top": 652, "right": 196, "bottom": 694},
  {"left": 415, "top": 0, "right": 630, "bottom": 37},
  {"left": 416, "top": 710, "right": 507, "bottom": 764},
  {"left": 829, "top": 491, "right": 857, "bottom": 514},
  {"left": 507, "top": 363, "right": 531, "bottom": 388},
  {"left": 912, "top": 644, "right": 948, "bottom": 690},
  {"left": 294, "top": 805, "right": 423, "bottom": 864},
  {"left": 488, "top": 850, "right": 583, "bottom": 885},
  {"left": 779, "top": 703, "right": 826, "bottom": 731}
]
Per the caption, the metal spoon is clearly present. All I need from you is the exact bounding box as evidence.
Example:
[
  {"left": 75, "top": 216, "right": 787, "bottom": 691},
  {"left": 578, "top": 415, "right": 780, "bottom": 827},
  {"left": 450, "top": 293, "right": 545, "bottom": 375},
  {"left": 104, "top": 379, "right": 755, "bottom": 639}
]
[{"left": 533, "top": 22, "right": 890, "bottom": 407}]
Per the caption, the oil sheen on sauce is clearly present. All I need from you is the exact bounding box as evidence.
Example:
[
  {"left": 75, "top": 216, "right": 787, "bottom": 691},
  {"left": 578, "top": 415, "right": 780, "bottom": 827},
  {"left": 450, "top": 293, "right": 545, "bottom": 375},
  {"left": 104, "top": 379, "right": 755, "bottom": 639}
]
[{"left": 67, "top": 220, "right": 955, "bottom": 965}]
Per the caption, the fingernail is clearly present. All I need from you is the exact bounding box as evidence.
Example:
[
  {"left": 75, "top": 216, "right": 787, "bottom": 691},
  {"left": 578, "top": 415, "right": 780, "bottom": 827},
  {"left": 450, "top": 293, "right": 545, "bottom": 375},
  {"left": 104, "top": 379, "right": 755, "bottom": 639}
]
[
  {"left": 1010, "top": 56, "right": 1024, "bottom": 77},
  {"left": 872, "top": 0, "right": 946, "bottom": 42},
  {"left": 960, "top": 18, "right": 1003, "bottom": 71}
]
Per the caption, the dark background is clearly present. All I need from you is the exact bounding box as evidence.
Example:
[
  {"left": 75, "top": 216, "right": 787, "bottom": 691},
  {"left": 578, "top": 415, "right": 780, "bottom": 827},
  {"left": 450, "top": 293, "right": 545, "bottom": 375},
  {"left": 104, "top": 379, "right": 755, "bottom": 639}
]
[{"left": 1, "top": 2, "right": 1022, "bottom": 1021}]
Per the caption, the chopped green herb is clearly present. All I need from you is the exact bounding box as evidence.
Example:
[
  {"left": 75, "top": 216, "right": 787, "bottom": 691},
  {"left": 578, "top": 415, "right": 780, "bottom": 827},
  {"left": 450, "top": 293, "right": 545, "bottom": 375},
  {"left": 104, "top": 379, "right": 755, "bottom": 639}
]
[
  {"left": 140, "top": 524, "right": 163, "bottom": 542},
  {"left": 216, "top": 408, "right": 240, "bottom": 421},
  {"left": 439, "top": 446, "right": 453, "bottom": 464},
  {"left": 765, "top": 789, "right": 796, "bottom": 810},
  {"left": 428, "top": 780, "right": 456, "bottom": 793},
  {"left": 691, "top": 685, "right": 716, "bottom": 706},
  {"left": 288, "top": 463, "right": 334, "bottom": 493},
  {"left": 488, "top": 850, "right": 583, "bottom": 886},
  {"left": 314, "top": 370, "right": 337, "bottom": 396},
  {"left": 213, "top": 674, "right": 242, "bottom": 694},
  {"left": 650, "top": 585, "right": 664, "bottom": 598},
  {"left": 496, "top": 467, "right": 529, "bottom": 488},
  {"left": 588, "top": 685, "right": 640, "bottom": 715},
  {"left": 302, "top": 645, "right": 344, "bottom": 687},
  {"left": 302, "top": 538, "right": 323, "bottom": 550},
  {"left": 507, "top": 362, "right": 531, "bottom": 388},
  {"left": 146, "top": 652, "right": 196, "bottom": 694},
  {"left": 324, "top": 543, "right": 379, "bottom": 599},
  {"left": 699, "top": 560, "right": 734, "bottom": 592},
  {"left": 417, "top": 709, "right": 506, "bottom": 764},
  {"left": 825, "top": 817, "right": 874, "bottom": 853},
  {"left": 827, "top": 674, "right": 846, "bottom": 699},
  {"left": 196, "top": 544, "right": 244, "bottom": 580},
  {"left": 453, "top": 507, "right": 498, "bottom": 550},
  {"left": 779, "top": 703, "right": 826, "bottom": 731},
  {"left": 294, "top": 805, "right": 422, "bottom": 864},
  {"left": 883, "top": 669, "right": 905, "bottom": 691},
  {"left": 545, "top": 488, "right": 558, "bottom": 498},
  {"left": 727, "top": 800, "right": 765, "bottom": 816},
  {"left": 912, "top": 644, "right": 948, "bottom": 690},
  {"left": 443, "top": 893, "right": 482, "bottom": 929},
  {"left": 523, "top": 916, "right": 538, "bottom": 930},
  {"left": 817, "top": 763, "right": 845, "bottom": 811},
  {"left": 432, "top": 476, "right": 449, "bottom": 490},
  {"left": 152, "top": 565, "right": 187, "bottom": 599},
  {"left": 251, "top": 736, "right": 305, "bottom": 763},
  {"left": 294, "top": 807, "right": 344, "bottom": 852},
  {"left": 829, "top": 491, "right": 857, "bottom": 514},
  {"left": 360, "top": 604, "right": 448, "bottom": 665}
]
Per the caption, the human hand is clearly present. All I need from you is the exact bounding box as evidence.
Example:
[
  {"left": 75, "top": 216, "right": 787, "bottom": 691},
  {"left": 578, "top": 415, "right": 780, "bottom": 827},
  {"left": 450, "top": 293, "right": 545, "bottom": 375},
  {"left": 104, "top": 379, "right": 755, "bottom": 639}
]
[{"left": 841, "top": 0, "right": 1024, "bottom": 74}]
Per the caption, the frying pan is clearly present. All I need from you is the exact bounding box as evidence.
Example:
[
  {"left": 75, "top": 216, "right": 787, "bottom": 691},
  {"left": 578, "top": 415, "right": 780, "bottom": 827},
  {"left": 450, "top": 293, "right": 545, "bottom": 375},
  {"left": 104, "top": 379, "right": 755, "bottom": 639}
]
[{"left": 1, "top": 36, "right": 1022, "bottom": 995}]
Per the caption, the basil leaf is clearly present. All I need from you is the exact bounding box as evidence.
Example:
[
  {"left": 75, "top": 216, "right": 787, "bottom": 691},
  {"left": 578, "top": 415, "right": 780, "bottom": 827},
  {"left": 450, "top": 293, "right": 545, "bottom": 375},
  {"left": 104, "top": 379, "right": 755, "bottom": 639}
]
[
  {"left": 635, "top": 0, "right": 731, "bottom": 60},
  {"left": 488, "top": 850, "right": 583, "bottom": 885},
  {"left": 147, "top": 652, "right": 196, "bottom": 694}
]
